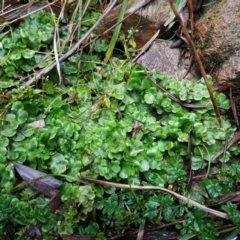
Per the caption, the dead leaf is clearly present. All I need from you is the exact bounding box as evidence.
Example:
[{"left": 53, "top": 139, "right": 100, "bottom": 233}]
[
  {"left": 30, "top": 119, "right": 45, "bottom": 128},
  {"left": 12, "top": 161, "right": 62, "bottom": 197}
]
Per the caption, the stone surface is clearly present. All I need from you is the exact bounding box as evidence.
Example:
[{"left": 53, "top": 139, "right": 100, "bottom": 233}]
[
  {"left": 194, "top": 0, "right": 240, "bottom": 93},
  {"left": 137, "top": 41, "right": 201, "bottom": 81}
]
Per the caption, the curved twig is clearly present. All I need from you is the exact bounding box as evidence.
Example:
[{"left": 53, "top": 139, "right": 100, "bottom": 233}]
[{"left": 79, "top": 176, "right": 228, "bottom": 219}]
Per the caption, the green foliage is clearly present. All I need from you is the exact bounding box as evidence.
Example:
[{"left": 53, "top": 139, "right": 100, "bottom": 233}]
[
  {"left": 222, "top": 202, "right": 240, "bottom": 226},
  {"left": 0, "top": 194, "right": 57, "bottom": 238},
  {"left": 0, "top": 11, "right": 55, "bottom": 84},
  {"left": 0, "top": 8, "right": 240, "bottom": 240},
  {"left": 177, "top": 209, "right": 221, "bottom": 239}
]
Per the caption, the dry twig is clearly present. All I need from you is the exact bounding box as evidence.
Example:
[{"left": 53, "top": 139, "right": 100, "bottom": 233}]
[
  {"left": 187, "top": 0, "right": 194, "bottom": 36},
  {"left": 80, "top": 176, "right": 228, "bottom": 219}
]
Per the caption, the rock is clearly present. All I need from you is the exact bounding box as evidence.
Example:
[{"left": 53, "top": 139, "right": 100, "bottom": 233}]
[
  {"left": 137, "top": 41, "right": 201, "bottom": 81},
  {"left": 194, "top": 0, "right": 240, "bottom": 93}
]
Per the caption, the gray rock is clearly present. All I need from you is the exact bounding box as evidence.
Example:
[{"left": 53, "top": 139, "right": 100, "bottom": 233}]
[{"left": 137, "top": 41, "right": 201, "bottom": 81}]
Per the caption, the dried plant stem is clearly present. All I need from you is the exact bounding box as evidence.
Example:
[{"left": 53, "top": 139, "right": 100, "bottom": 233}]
[
  {"left": 80, "top": 176, "right": 228, "bottom": 219},
  {"left": 187, "top": 0, "right": 194, "bottom": 36},
  {"left": 167, "top": 0, "right": 222, "bottom": 127}
]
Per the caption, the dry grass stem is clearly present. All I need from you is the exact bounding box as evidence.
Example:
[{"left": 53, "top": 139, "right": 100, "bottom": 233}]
[{"left": 80, "top": 176, "right": 228, "bottom": 219}]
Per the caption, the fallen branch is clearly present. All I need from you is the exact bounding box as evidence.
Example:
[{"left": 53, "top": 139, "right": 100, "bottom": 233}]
[{"left": 79, "top": 176, "right": 228, "bottom": 219}]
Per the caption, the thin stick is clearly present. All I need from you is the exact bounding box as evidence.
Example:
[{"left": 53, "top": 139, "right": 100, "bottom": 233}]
[
  {"left": 145, "top": 70, "right": 218, "bottom": 109},
  {"left": 80, "top": 176, "right": 228, "bottom": 219},
  {"left": 187, "top": 0, "right": 194, "bottom": 36},
  {"left": 230, "top": 88, "right": 240, "bottom": 129},
  {"left": 167, "top": 0, "right": 222, "bottom": 127}
]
